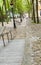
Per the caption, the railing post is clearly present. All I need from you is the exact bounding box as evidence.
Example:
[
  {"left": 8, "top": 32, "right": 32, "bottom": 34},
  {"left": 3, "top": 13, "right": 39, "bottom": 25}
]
[{"left": 2, "top": 34, "right": 5, "bottom": 47}]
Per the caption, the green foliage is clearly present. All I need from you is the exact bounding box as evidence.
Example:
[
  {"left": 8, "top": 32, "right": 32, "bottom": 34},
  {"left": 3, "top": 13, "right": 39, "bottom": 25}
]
[
  {"left": 16, "top": 0, "right": 23, "bottom": 13},
  {"left": 6, "top": 0, "right": 10, "bottom": 10},
  {"left": 0, "top": 6, "right": 10, "bottom": 23},
  {"left": 25, "top": 0, "right": 32, "bottom": 13},
  {"left": 0, "top": 0, "right": 10, "bottom": 23},
  {"left": 0, "top": 6, "right": 5, "bottom": 22},
  {"left": 12, "top": 0, "right": 24, "bottom": 14},
  {"left": 0, "top": 0, "right": 32, "bottom": 18},
  {"left": 0, "top": 0, "right": 3, "bottom": 7},
  {"left": 10, "top": 0, "right": 27, "bottom": 14}
]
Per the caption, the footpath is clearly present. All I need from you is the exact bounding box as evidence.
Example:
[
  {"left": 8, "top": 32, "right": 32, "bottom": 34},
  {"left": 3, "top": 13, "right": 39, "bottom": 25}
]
[
  {"left": 22, "top": 18, "right": 41, "bottom": 65},
  {"left": 0, "top": 18, "right": 41, "bottom": 65},
  {"left": 0, "top": 18, "right": 26, "bottom": 65}
]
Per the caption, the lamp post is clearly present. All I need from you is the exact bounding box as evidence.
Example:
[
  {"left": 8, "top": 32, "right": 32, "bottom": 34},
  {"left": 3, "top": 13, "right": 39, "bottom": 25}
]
[{"left": 10, "top": 2, "right": 16, "bottom": 28}]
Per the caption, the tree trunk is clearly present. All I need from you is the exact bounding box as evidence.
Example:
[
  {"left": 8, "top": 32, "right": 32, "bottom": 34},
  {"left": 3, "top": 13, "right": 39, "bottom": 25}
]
[
  {"left": 12, "top": 8, "right": 16, "bottom": 28},
  {"left": 32, "top": 0, "right": 36, "bottom": 23},
  {"left": 20, "top": 13, "right": 22, "bottom": 22},
  {"left": 36, "top": 0, "right": 39, "bottom": 23},
  {"left": 3, "top": 0, "right": 7, "bottom": 13},
  {"left": 2, "top": 22, "right": 4, "bottom": 26},
  {"left": 7, "top": 0, "right": 10, "bottom": 10},
  {"left": 28, "top": 12, "right": 30, "bottom": 18}
]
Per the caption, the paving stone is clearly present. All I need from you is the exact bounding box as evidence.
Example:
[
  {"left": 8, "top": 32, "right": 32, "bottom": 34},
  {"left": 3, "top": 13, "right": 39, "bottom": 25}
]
[{"left": 0, "top": 39, "right": 25, "bottom": 65}]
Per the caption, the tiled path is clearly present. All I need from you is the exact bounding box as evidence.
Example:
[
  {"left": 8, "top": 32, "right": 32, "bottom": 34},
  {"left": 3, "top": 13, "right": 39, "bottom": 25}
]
[
  {"left": 0, "top": 39, "right": 25, "bottom": 65},
  {"left": 0, "top": 18, "right": 26, "bottom": 65},
  {"left": 0, "top": 18, "right": 41, "bottom": 65}
]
